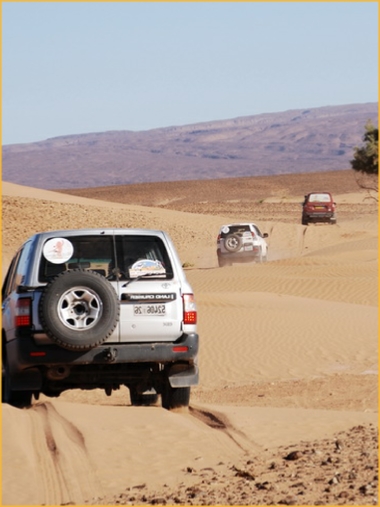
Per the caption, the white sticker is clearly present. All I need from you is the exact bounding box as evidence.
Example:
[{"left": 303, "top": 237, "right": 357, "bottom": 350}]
[
  {"left": 129, "top": 259, "right": 166, "bottom": 278},
  {"left": 43, "top": 238, "right": 74, "bottom": 264}
]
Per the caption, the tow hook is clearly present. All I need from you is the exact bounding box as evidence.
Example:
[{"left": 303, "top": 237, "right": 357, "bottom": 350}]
[{"left": 103, "top": 347, "right": 117, "bottom": 362}]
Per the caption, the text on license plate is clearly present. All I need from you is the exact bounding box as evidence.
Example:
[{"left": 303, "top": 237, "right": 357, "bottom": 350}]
[{"left": 134, "top": 304, "right": 166, "bottom": 316}]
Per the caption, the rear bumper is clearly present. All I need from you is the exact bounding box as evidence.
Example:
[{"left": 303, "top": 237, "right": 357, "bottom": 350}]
[
  {"left": 8, "top": 332, "right": 198, "bottom": 367},
  {"left": 217, "top": 248, "right": 261, "bottom": 259},
  {"left": 6, "top": 332, "right": 199, "bottom": 390},
  {"left": 304, "top": 212, "right": 335, "bottom": 220},
  {"left": 305, "top": 212, "right": 334, "bottom": 217}
]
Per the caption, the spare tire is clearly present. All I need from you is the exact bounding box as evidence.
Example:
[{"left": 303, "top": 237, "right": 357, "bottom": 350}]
[
  {"left": 224, "top": 233, "right": 242, "bottom": 252},
  {"left": 39, "top": 269, "right": 120, "bottom": 350}
]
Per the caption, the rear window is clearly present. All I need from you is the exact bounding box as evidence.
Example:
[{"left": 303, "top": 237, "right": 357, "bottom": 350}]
[
  {"left": 308, "top": 193, "right": 332, "bottom": 203},
  {"left": 39, "top": 235, "right": 114, "bottom": 282},
  {"left": 38, "top": 234, "right": 173, "bottom": 283},
  {"left": 116, "top": 235, "right": 173, "bottom": 280},
  {"left": 221, "top": 225, "right": 250, "bottom": 237}
]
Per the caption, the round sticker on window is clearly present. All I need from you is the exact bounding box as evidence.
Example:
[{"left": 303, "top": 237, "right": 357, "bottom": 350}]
[{"left": 43, "top": 238, "right": 74, "bottom": 264}]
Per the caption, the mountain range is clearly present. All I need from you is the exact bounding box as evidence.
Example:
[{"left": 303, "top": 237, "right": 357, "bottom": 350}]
[{"left": 2, "top": 102, "right": 377, "bottom": 190}]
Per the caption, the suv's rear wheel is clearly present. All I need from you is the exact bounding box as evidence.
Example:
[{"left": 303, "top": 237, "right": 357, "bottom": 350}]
[
  {"left": 2, "top": 360, "right": 32, "bottom": 408},
  {"left": 40, "top": 269, "right": 120, "bottom": 350},
  {"left": 217, "top": 255, "right": 231, "bottom": 267},
  {"left": 161, "top": 383, "right": 190, "bottom": 410}
]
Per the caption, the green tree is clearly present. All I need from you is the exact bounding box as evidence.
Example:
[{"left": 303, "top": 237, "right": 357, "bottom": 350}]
[
  {"left": 350, "top": 120, "right": 378, "bottom": 197},
  {"left": 351, "top": 120, "right": 378, "bottom": 174}
]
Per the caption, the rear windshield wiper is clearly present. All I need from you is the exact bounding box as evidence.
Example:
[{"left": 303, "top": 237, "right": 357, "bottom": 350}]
[{"left": 122, "top": 272, "right": 171, "bottom": 287}]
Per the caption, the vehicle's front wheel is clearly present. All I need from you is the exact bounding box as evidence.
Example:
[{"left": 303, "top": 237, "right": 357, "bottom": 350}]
[
  {"left": 218, "top": 256, "right": 228, "bottom": 267},
  {"left": 161, "top": 383, "right": 190, "bottom": 410}
]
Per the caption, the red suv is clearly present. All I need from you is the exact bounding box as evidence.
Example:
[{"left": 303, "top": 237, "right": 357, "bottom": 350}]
[{"left": 302, "top": 192, "right": 337, "bottom": 225}]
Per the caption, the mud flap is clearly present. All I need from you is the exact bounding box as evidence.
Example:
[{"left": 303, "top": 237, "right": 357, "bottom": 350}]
[{"left": 168, "top": 364, "right": 199, "bottom": 387}]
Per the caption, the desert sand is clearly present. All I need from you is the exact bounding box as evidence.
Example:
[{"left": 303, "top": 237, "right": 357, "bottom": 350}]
[{"left": 1, "top": 174, "right": 378, "bottom": 506}]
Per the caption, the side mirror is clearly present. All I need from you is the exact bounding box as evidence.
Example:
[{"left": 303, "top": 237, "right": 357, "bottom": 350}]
[{"left": 263, "top": 233, "right": 269, "bottom": 238}]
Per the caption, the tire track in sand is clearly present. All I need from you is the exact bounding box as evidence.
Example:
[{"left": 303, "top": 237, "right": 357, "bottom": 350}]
[
  {"left": 28, "top": 402, "right": 101, "bottom": 505},
  {"left": 189, "top": 405, "right": 262, "bottom": 454}
]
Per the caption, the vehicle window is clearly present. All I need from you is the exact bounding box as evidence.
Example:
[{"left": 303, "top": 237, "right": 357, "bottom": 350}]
[
  {"left": 115, "top": 235, "right": 173, "bottom": 280},
  {"left": 251, "top": 225, "right": 263, "bottom": 237},
  {"left": 222, "top": 225, "right": 250, "bottom": 236},
  {"left": 308, "top": 193, "right": 331, "bottom": 203},
  {"left": 2, "top": 241, "right": 33, "bottom": 297},
  {"left": 38, "top": 234, "right": 173, "bottom": 282},
  {"left": 39, "top": 235, "right": 114, "bottom": 282},
  {"left": 2, "top": 251, "right": 21, "bottom": 299}
]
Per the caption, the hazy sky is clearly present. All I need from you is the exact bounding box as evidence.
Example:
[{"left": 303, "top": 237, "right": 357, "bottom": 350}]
[{"left": 2, "top": 1, "right": 378, "bottom": 145}]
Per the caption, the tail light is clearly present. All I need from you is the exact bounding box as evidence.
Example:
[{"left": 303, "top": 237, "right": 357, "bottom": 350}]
[
  {"left": 172, "top": 346, "right": 188, "bottom": 353},
  {"left": 182, "top": 294, "right": 197, "bottom": 324},
  {"left": 217, "top": 234, "right": 221, "bottom": 241},
  {"left": 15, "top": 298, "right": 32, "bottom": 327}
]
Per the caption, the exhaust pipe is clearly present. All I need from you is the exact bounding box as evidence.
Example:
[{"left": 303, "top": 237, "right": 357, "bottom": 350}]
[{"left": 47, "top": 365, "right": 71, "bottom": 380}]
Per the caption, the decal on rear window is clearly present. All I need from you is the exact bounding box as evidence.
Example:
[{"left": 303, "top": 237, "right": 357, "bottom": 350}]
[
  {"left": 129, "top": 259, "right": 166, "bottom": 278},
  {"left": 43, "top": 238, "right": 74, "bottom": 264}
]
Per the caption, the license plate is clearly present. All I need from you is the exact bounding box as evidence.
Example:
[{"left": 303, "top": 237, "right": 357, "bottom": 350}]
[
  {"left": 133, "top": 304, "right": 166, "bottom": 316},
  {"left": 315, "top": 206, "right": 325, "bottom": 210},
  {"left": 244, "top": 245, "right": 253, "bottom": 251}
]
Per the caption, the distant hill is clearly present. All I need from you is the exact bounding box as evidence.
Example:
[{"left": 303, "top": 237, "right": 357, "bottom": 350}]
[{"left": 2, "top": 102, "right": 377, "bottom": 190}]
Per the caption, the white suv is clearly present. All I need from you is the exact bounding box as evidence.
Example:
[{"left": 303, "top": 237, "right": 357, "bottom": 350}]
[
  {"left": 2, "top": 228, "right": 199, "bottom": 409},
  {"left": 216, "top": 223, "right": 269, "bottom": 267}
]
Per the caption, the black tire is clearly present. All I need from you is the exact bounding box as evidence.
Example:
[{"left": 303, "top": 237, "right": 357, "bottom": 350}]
[
  {"left": 39, "top": 269, "right": 120, "bottom": 350},
  {"left": 224, "top": 234, "right": 242, "bottom": 253},
  {"left": 218, "top": 256, "right": 227, "bottom": 267},
  {"left": 161, "top": 384, "right": 190, "bottom": 410},
  {"left": 2, "top": 359, "right": 32, "bottom": 408},
  {"left": 302, "top": 216, "right": 308, "bottom": 226},
  {"left": 130, "top": 388, "right": 159, "bottom": 406}
]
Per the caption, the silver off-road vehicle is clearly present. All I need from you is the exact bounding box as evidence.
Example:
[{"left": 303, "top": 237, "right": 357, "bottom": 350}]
[
  {"left": 2, "top": 228, "right": 199, "bottom": 409},
  {"left": 216, "top": 223, "right": 269, "bottom": 267}
]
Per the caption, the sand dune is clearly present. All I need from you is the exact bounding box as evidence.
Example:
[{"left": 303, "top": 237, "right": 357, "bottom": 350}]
[{"left": 1, "top": 176, "right": 378, "bottom": 505}]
